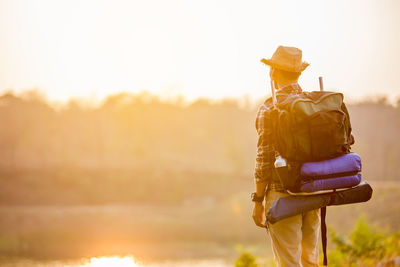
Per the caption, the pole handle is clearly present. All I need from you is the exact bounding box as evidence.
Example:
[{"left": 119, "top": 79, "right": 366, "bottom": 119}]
[
  {"left": 319, "top": 77, "right": 324, "bottom": 91},
  {"left": 271, "top": 80, "right": 277, "bottom": 106}
]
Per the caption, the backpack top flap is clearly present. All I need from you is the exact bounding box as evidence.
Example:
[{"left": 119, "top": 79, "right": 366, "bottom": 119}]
[
  {"left": 291, "top": 92, "right": 344, "bottom": 123},
  {"left": 275, "top": 91, "right": 349, "bottom": 162}
]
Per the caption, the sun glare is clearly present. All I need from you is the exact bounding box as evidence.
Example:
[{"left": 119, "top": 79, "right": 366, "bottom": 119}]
[
  {"left": 85, "top": 256, "right": 140, "bottom": 267},
  {"left": 2, "top": 0, "right": 399, "bottom": 102}
]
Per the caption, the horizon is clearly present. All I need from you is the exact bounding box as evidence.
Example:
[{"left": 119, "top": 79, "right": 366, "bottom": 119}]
[{"left": 2, "top": 87, "right": 398, "bottom": 110}]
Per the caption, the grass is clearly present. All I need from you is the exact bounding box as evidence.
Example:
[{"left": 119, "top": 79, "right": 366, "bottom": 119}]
[{"left": 0, "top": 181, "right": 398, "bottom": 262}]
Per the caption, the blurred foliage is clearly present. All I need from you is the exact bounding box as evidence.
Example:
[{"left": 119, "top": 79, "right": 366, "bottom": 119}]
[
  {"left": 234, "top": 245, "right": 259, "bottom": 267},
  {"left": 234, "top": 218, "right": 400, "bottom": 267},
  {"left": 0, "top": 90, "right": 255, "bottom": 173},
  {"left": 328, "top": 216, "right": 400, "bottom": 266},
  {"left": 234, "top": 252, "right": 258, "bottom": 267},
  {"left": 0, "top": 89, "right": 399, "bottom": 206}
]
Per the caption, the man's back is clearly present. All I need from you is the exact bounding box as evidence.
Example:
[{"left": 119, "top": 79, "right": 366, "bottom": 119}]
[
  {"left": 254, "top": 83, "right": 302, "bottom": 188},
  {"left": 252, "top": 46, "right": 320, "bottom": 267},
  {"left": 256, "top": 83, "right": 321, "bottom": 267}
]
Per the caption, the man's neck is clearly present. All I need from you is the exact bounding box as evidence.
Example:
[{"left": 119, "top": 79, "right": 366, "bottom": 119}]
[{"left": 275, "top": 80, "right": 299, "bottom": 90}]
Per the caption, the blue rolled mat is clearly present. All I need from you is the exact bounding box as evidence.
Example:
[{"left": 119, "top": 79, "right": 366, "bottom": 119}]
[
  {"left": 300, "top": 173, "right": 362, "bottom": 192},
  {"left": 301, "top": 153, "right": 361, "bottom": 177},
  {"left": 266, "top": 182, "right": 373, "bottom": 224}
]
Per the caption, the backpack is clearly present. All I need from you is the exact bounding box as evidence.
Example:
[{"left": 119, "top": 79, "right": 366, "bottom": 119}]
[
  {"left": 268, "top": 86, "right": 361, "bottom": 266},
  {"left": 272, "top": 90, "right": 354, "bottom": 163}
]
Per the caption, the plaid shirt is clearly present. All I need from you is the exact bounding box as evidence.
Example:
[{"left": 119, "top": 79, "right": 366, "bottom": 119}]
[{"left": 254, "top": 83, "right": 302, "bottom": 189}]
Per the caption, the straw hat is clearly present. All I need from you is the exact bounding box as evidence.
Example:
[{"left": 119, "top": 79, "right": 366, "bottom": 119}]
[{"left": 261, "top": 46, "right": 309, "bottom": 72}]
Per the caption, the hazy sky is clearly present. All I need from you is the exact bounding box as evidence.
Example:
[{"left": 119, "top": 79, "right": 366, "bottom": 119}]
[{"left": 0, "top": 0, "right": 399, "bottom": 103}]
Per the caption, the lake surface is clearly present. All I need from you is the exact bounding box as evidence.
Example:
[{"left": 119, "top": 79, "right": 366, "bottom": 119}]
[
  {"left": 0, "top": 181, "right": 397, "bottom": 267},
  {"left": 0, "top": 256, "right": 231, "bottom": 267}
]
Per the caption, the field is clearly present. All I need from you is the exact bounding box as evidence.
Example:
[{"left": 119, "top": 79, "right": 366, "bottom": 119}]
[
  {"left": 0, "top": 92, "right": 399, "bottom": 266},
  {"left": 0, "top": 181, "right": 398, "bottom": 265}
]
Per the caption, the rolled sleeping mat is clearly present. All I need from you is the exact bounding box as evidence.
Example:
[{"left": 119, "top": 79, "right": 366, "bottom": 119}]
[
  {"left": 266, "top": 182, "right": 373, "bottom": 224},
  {"left": 300, "top": 173, "right": 362, "bottom": 192},
  {"left": 329, "top": 182, "right": 373, "bottom": 206},
  {"left": 266, "top": 192, "right": 331, "bottom": 224},
  {"left": 301, "top": 153, "right": 361, "bottom": 177}
]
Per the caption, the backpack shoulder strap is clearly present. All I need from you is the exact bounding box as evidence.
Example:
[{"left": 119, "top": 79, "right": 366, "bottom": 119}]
[{"left": 321, "top": 207, "right": 328, "bottom": 266}]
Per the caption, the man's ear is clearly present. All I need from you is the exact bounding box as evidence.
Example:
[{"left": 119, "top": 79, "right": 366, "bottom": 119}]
[
  {"left": 273, "top": 79, "right": 279, "bottom": 89},
  {"left": 269, "top": 68, "right": 275, "bottom": 79}
]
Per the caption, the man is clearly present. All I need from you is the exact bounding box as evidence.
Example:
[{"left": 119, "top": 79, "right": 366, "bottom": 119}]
[{"left": 251, "top": 46, "right": 320, "bottom": 267}]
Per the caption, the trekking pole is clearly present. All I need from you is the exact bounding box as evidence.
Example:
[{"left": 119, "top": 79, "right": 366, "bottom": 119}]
[
  {"left": 319, "top": 76, "right": 324, "bottom": 91},
  {"left": 270, "top": 79, "right": 277, "bottom": 107}
]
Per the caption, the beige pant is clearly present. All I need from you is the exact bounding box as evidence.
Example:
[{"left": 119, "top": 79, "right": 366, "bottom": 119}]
[{"left": 265, "top": 190, "right": 321, "bottom": 267}]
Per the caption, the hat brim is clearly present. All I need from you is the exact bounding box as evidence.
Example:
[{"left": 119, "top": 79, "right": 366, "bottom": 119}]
[{"left": 260, "top": 58, "right": 309, "bottom": 73}]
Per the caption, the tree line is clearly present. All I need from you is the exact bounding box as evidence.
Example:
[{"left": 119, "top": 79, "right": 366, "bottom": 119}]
[{"left": 0, "top": 90, "right": 399, "bottom": 204}]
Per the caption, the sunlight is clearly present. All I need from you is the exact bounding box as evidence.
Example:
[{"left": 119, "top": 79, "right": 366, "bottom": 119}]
[
  {"left": 2, "top": 0, "right": 399, "bottom": 102},
  {"left": 85, "top": 256, "right": 140, "bottom": 267}
]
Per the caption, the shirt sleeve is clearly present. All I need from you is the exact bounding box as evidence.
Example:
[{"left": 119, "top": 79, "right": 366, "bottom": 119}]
[{"left": 254, "top": 104, "right": 275, "bottom": 183}]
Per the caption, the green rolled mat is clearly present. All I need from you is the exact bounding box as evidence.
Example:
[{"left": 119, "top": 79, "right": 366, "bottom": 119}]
[{"left": 266, "top": 182, "right": 373, "bottom": 224}]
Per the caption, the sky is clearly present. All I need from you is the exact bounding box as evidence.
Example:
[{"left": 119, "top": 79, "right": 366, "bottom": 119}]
[{"left": 0, "top": 0, "right": 399, "bottom": 104}]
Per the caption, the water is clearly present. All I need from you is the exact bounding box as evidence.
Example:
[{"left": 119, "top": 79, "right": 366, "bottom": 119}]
[{"left": 0, "top": 256, "right": 231, "bottom": 267}]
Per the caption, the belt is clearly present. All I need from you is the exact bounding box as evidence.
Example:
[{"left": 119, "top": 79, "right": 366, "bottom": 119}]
[{"left": 269, "top": 180, "right": 285, "bottom": 192}]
